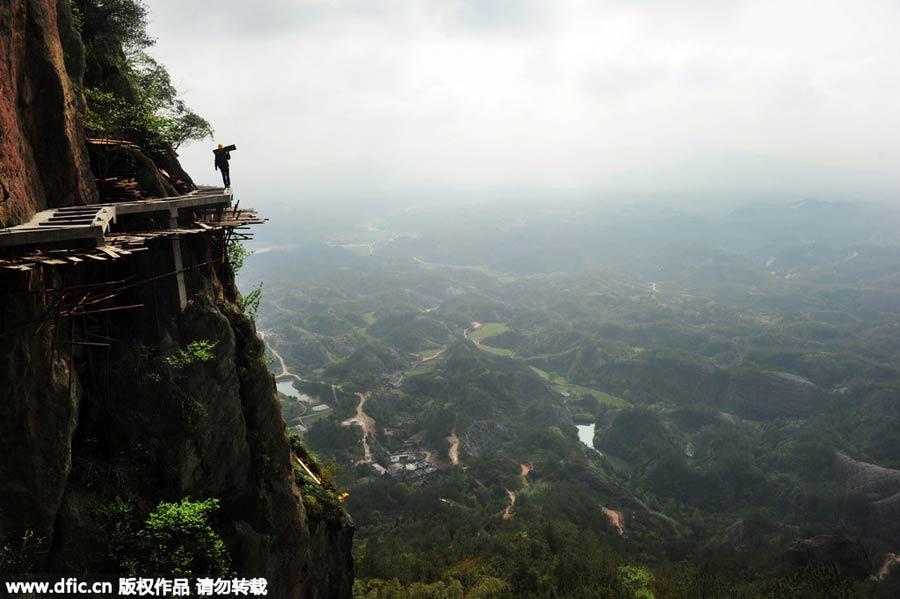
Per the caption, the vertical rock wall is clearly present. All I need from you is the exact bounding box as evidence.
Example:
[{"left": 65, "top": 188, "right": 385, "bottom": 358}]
[
  {"left": 0, "top": 236, "right": 353, "bottom": 598},
  {"left": 0, "top": 0, "right": 96, "bottom": 228},
  {"left": 0, "top": 269, "right": 81, "bottom": 553}
]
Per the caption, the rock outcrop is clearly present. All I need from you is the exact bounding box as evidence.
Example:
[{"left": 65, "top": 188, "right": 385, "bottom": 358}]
[
  {"left": 1, "top": 233, "right": 353, "bottom": 597},
  {"left": 0, "top": 0, "right": 96, "bottom": 227}
]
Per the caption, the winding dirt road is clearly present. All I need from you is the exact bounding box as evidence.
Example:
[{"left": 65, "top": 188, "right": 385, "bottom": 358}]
[
  {"left": 260, "top": 332, "right": 305, "bottom": 383},
  {"left": 875, "top": 553, "right": 900, "bottom": 580},
  {"left": 342, "top": 392, "right": 376, "bottom": 464},
  {"left": 447, "top": 420, "right": 460, "bottom": 466},
  {"left": 503, "top": 464, "right": 533, "bottom": 521},
  {"left": 502, "top": 490, "right": 516, "bottom": 520},
  {"left": 263, "top": 332, "right": 377, "bottom": 462}
]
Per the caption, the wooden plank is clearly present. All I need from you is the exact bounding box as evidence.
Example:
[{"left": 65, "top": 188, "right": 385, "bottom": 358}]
[
  {"left": 84, "top": 254, "right": 107, "bottom": 261},
  {"left": 294, "top": 456, "right": 322, "bottom": 485},
  {"left": 97, "top": 247, "right": 121, "bottom": 258},
  {"left": 66, "top": 256, "right": 84, "bottom": 263}
]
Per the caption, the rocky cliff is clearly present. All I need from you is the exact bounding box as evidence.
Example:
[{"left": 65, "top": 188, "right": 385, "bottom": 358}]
[
  {"left": 0, "top": 0, "right": 97, "bottom": 228},
  {"left": 0, "top": 2, "right": 353, "bottom": 596}
]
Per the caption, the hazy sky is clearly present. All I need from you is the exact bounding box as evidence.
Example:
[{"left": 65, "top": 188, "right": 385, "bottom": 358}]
[{"left": 146, "top": 0, "right": 900, "bottom": 201}]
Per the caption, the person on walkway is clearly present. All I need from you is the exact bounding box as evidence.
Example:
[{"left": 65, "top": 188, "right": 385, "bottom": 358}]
[{"left": 214, "top": 143, "right": 231, "bottom": 187}]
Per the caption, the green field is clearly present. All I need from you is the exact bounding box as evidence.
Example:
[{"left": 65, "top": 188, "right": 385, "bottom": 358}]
[
  {"left": 408, "top": 361, "right": 437, "bottom": 377},
  {"left": 469, "top": 323, "right": 516, "bottom": 356},
  {"left": 477, "top": 344, "right": 516, "bottom": 357},
  {"left": 468, "top": 322, "right": 510, "bottom": 343},
  {"left": 558, "top": 384, "right": 630, "bottom": 408},
  {"left": 530, "top": 366, "right": 629, "bottom": 408}
]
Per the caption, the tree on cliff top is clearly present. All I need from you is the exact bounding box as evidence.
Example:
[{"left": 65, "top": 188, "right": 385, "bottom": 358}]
[{"left": 75, "top": 0, "right": 212, "bottom": 150}]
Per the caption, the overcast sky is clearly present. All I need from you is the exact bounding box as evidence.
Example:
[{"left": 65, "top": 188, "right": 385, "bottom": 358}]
[{"left": 146, "top": 0, "right": 900, "bottom": 203}]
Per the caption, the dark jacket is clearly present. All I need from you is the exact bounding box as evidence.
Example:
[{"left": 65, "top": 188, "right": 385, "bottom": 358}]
[{"left": 214, "top": 150, "right": 231, "bottom": 170}]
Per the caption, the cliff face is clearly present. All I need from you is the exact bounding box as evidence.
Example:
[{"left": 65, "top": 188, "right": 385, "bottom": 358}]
[
  {"left": 0, "top": 0, "right": 96, "bottom": 227},
  {"left": 0, "top": 2, "right": 353, "bottom": 596},
  {"left": 0, "top": 239, "right": 353, "bottom": 597}
]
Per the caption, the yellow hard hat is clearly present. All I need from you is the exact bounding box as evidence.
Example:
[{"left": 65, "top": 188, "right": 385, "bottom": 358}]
[{"left": 218, "top": 144, "right": 224, "bottom": 150}]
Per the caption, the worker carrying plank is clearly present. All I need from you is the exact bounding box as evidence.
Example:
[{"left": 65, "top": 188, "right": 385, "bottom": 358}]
[{"left": 213, "top": 143, "right": 236, "bottom": 188}]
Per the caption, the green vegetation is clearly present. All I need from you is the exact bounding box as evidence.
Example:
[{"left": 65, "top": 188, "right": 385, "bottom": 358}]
[
  {"left": 564, "top": 386, "right": 627, "bottom": 408},
  {"left": 163, "top": 340, "right": 217, "bottom": 369},
  {"left": 97, "top": 497, "right": 230, "bottom": 577},
  {"left": 227, "top": 240, "right": 253, "bottom": 274},
  {"left": 133, "top": 498, "right": 230, "bottom": 576},
  {"left": 238, "top": 283, "right": 263, "bottom": 320},
  {"left": 475, "top": 343, "right": 516, "bottom": 357},
  {"left": 247, "top": 201, "right": 900, "bottom": 598},
  {"left": 0, "top": 530, "right": 44, "bottom": 576},
  {"left": 529, "top": 366, "right": 629, "bottom": 408},
  {"left": 75, "top": 0, "right": 212, "bottom": 149},
  {"left": 291, "top": 436, "right": 349, "bottom": 522},
  {"left": 467, "top": 322, "right": 510, "bottom": 343}
]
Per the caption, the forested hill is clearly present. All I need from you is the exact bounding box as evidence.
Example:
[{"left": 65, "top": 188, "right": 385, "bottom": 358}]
[{"left": 248, "top": 198, "right": 900, "bottom": 599}]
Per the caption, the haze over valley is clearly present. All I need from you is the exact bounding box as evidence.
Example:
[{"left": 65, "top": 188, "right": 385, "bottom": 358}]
[{"left": 243, "top": 196, "right": 900, "bottom": 597}]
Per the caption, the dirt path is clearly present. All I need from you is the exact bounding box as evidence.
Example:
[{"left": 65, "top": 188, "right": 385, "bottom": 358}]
[
  {"left": 420, "top": 349, "right": 445, "bottom": 363},
  {"left": 424, "top": 450, "right": 447, "bottom": 469},
  {"left": 342, "top": 392, "right": 376, "bottom": 463},
  {"left": 602, "top": 507, "right": 625, "bottom": 535},
  {"left": 520, "top": 463, "right": 531, "bottom": 486},
  {"left": 447, "top": 419, "right": 460, "bottom": 466},
  {"left": 503, "top": 489, "right": 516, "bottom": 520},
  {"left": 260, "top": 332, "right": 305, "bottom": 384},
  {"left": 260, "top": 332, "right": 289, "bottom": 378},
  {"left": 875, "top": 553, "right": 900, "bottom": 580},
  {"left": 263, "top": 332, "right": 378, "bottom": 463}
]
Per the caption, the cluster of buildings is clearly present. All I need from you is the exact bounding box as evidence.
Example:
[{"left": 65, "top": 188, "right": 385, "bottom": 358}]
[{"left": 372, "top": 452, "right": 439, "bottom": 484}]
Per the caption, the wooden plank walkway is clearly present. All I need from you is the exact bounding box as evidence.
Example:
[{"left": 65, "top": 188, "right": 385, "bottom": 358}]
[
  {"left": 0, "top": 206, "right": 114, "bottom": 248},
  {"left": 114, "top": 187, "right": 232, "bottom": 216},
  {"left": 0, "top": 188, "right": 232, "bottom": 249},
  {"left": 0, "top": 188, "right": 264, "bottom": 273}
]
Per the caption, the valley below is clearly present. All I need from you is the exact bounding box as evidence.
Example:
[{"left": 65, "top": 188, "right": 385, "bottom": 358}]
[{"left": 244, "top": 198, "right": 900, "bottom": 598}]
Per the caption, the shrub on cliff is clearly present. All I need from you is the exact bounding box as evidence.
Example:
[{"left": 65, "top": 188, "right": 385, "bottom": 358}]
[
  {"left": 98, "top": 497, "right": 230, "bottom": 577},
  {"left": 134, "top": 498, "right": 230, "bottom": 577}
]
